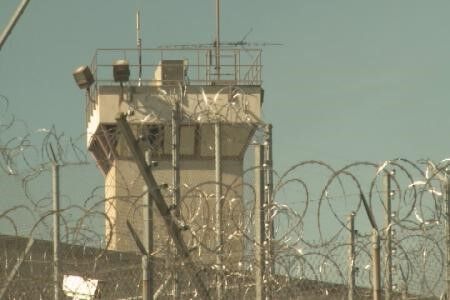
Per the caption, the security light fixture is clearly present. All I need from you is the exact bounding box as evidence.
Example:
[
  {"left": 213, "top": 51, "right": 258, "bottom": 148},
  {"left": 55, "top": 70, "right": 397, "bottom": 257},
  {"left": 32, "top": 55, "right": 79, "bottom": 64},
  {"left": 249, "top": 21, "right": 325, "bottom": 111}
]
[
  {"left": 73, "top": 65, "right": 94, "bottom": 90},
  {"left": 113, "top": 59, "right": 130, "bottom": 82}
]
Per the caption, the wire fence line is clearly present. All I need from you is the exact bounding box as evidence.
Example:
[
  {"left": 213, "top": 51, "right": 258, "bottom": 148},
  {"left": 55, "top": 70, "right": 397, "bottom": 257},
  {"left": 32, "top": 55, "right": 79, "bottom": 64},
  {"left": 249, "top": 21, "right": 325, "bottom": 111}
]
[{"left": 1, "top": 92, "right": 449, "bottom": 299}]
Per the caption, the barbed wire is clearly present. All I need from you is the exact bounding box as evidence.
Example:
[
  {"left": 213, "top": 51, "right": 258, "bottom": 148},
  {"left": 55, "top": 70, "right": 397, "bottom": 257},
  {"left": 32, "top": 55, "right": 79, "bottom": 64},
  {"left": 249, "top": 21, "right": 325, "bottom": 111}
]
[{"left": 1, "top": 90, "right": 449, "bottom": 299}]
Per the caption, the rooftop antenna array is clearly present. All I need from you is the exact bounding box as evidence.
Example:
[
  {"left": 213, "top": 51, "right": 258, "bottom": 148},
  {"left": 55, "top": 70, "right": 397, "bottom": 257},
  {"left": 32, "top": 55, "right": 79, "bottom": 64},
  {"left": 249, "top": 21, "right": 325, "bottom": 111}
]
[
  {"left": 158, "top": 26, "right": 282, "bottom": 50},
  {"left": 137, "top": 10, "right": 143, "bottom": 86},
  {"left": 157, "top": 0, "right": 281, "bottom": 77}
]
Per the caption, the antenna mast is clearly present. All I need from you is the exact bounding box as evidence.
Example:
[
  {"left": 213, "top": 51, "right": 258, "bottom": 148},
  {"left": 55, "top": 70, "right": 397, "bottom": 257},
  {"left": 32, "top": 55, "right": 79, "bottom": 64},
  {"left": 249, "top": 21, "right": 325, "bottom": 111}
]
[
  {"left": 137, "top": 10, "right": 143, "bottom": 86},
  {"left": 215, "top": 0, "right": 221, "bottom": 80}
]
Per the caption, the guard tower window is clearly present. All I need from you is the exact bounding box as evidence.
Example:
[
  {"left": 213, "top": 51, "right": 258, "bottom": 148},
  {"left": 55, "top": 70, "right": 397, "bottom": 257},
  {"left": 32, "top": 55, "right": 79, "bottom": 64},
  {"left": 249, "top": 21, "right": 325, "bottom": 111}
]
[{"left": 142, "top": 125, "right": 164, "bottom": 154}]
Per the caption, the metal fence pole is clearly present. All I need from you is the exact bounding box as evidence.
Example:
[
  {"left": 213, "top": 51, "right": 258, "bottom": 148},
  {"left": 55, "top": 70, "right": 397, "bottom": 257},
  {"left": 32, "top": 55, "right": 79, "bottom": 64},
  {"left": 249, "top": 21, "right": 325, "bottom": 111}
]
[
  {"left": 142, "top": 255, "right": 149, "bottom": 300},
  {"left": 372, "top": 229, "right": 381, "bottom": 300},
  {"left": 348, "top": 211, "right": 356, "bottom": 300},
  {"left": 264, "top": 124, "right": 274, "bottom": 300},
  {"left": 255, "top": 145, "right": 266, "bottom": 300},
  {"left": 384, "top": 172, "right": 392, "bottom": 300},
  {"left": 215, "top": 121, "right": 224, "bottom": 300},
  {"left": 143, "top": 150, "right": 154, "bottom": 300},
  {"left": 446, "top": 176, "right": 450, "bottom": 300},
  {"left": 172, "top": 101, "right": 181, "bottom": 300},
  {"left": 52, "top": 162, "right": 60, "bottom": 300}
]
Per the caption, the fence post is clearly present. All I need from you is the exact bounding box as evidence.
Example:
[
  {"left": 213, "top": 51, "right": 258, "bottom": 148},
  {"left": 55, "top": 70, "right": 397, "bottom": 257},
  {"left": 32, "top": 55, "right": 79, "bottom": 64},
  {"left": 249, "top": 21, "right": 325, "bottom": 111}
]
[
  {"left": 348, "top": 212, "right": 356, "bottom": 300},
  {"left": 384, "top": 171, "right": 392, "bottom": 300},
  {"left": 215, "top": 121, "right": 224, "bottom": 300},
  {"left": 142, "top": 255, "right": 150, "bottom": 300},
  {"left": 264, "top": 124, "right": 274, "bottom": 300},
  {"left": 172, "top": 100, "right": 181, "bottom": 300},
  {"left": 141, "top": 151, "right": 155, "bottom": 300},
  {"left": 255, "top": 145, "right": 266, "bottom": 300},
  {"left": 372, "top": 229, "right": 381, "bottom": 300},
  {"left": 446, "top": 174, "right": 450, "bottom": 300},
  {"left": 52, "top": 162, "right": 60, "bottom": 300}
]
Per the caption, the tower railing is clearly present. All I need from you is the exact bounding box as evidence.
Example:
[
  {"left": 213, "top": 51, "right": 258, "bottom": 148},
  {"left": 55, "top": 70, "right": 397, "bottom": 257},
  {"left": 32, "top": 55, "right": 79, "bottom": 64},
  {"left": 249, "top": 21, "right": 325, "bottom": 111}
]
[{"left": 85, "top": 47, "right": 262, "bottom": 126}]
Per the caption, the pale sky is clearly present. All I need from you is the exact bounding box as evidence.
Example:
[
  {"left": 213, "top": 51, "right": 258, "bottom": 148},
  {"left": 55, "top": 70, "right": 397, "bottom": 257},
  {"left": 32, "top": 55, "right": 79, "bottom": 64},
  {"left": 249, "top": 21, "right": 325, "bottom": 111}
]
[
  {"left": 2, "top": 1, "right": 450, "bottom": 167},
  {"left": 1, "top": 0, "right": 450, "bottom": 229}
]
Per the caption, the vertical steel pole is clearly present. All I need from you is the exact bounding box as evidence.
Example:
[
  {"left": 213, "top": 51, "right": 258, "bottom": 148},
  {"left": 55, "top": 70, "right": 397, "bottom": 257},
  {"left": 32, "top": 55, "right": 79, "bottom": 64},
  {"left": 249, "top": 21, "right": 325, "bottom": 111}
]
[
  {"left": 215, "top": 122, "right": 223, "bottom": 299},
  {"left": 255, "top": 145, "right": 266, "bottom": 300},
  {"left": 446, "top": 176, "right": 450, "bottom": 300},
  {"left": 172, "top": 101, "right": 181, "bottom": 300},
  {"left": 52, "top": 162, "right": 60, "bottom": 300},
  {"left": 372, "top": 229, "right": 381, "bottom": 300},
  {"left": 143, "top": 150, "right": 154, "bottom": 300},
  {"left": 264, "top": 124, "right": 274, "bottom": 300},
  {"left": 384, "top": 172, "right": 392, "bottom": 300},
  {"left": 142, "top": 255, "right": 149, "bottom": 300},
  {"left": 348, "top": 212, "right": 356, "bottom": 300}
]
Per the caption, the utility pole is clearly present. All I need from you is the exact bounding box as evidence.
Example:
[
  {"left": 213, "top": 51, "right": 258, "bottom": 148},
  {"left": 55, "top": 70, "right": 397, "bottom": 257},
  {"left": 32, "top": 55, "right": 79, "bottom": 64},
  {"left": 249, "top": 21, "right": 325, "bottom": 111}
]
[
  {"left": 255, "top": 144, "right": 266, "bottom": 300},
  {"left": 347, "top": 212, "right": 356, "bottom": 300},
  {"left": 116, "top": 114, "right": 210, "bottom": 300},
  {"left": 215, "top": 121, "right": 224, "bottom": 300},
  {"left": 384, "top": 172, "right": 393, "bottom": 300}
]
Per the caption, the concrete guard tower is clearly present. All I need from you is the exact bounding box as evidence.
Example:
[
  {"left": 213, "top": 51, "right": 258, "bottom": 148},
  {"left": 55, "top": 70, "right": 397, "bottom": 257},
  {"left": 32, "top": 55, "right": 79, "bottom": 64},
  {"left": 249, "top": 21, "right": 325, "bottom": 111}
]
[{"left": 77, "top": 47, "right": 264, "bottom": 264}]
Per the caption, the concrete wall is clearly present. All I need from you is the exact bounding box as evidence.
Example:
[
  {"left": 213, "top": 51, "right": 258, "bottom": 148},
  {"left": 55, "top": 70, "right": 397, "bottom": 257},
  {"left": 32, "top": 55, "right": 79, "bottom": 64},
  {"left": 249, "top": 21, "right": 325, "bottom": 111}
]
[{"left": 105, "top": 159, "right": 245, "bottom": 264}]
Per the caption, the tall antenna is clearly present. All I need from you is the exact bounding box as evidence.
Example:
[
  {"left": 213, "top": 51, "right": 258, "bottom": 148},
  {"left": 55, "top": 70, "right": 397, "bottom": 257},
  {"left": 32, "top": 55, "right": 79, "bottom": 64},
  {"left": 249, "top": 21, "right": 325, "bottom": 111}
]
[
  {"left": 215, "top": 0, "right": 221, "bottom": 80},
  {"left": 137, "top": 10, "right": 143, "bottom": 86}
]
